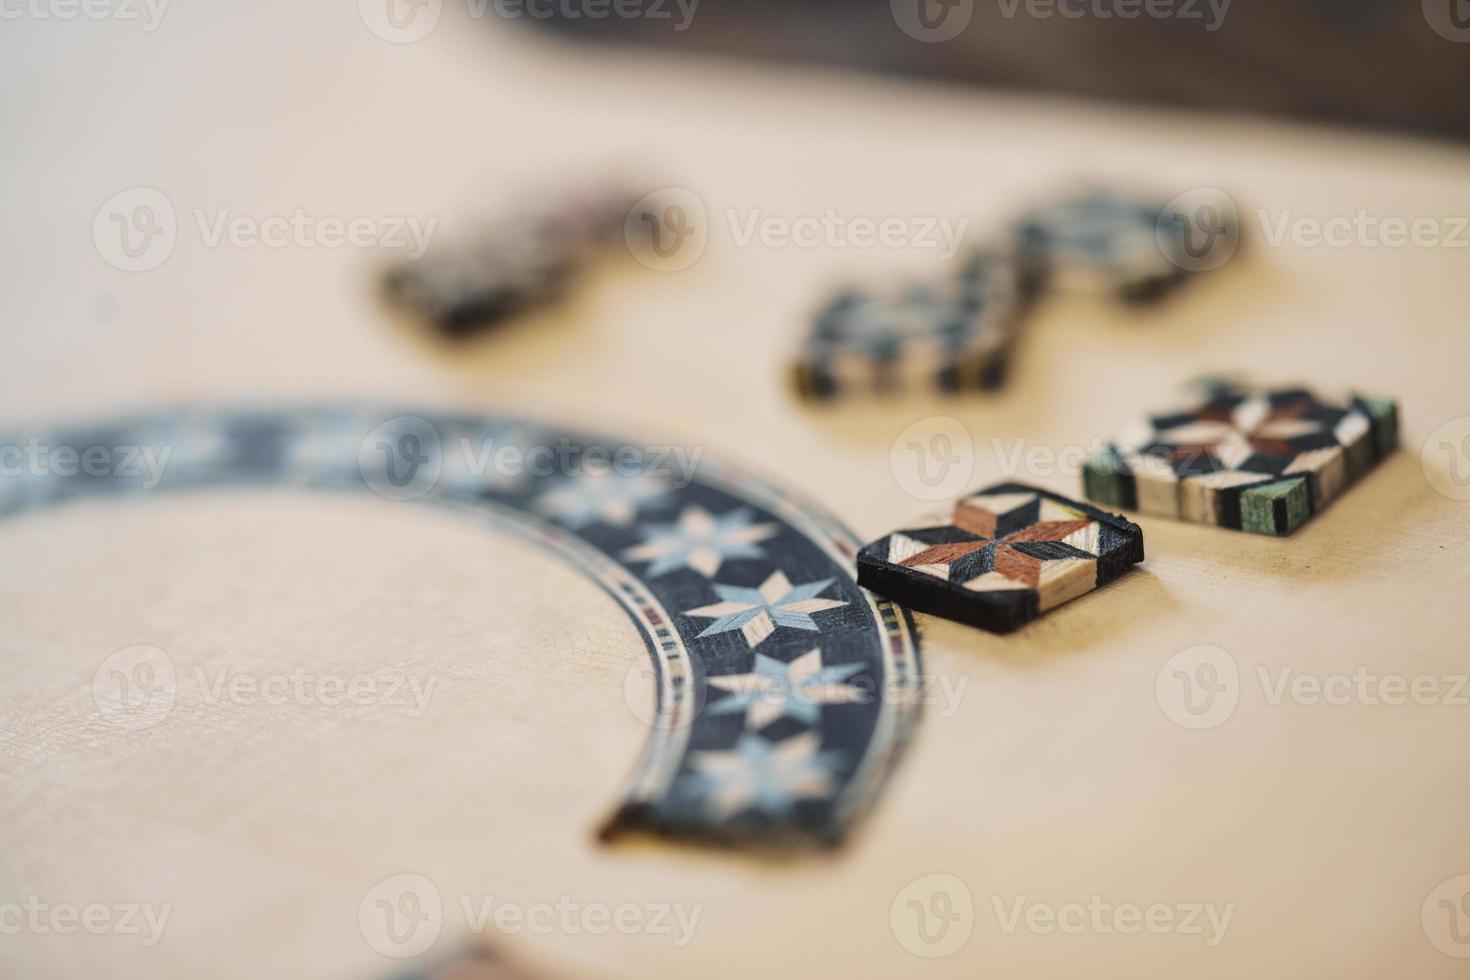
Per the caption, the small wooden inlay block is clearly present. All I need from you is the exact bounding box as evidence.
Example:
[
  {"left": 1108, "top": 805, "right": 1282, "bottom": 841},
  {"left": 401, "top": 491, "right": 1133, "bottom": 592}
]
[
  {"left": 1083, "top": 381, "right": 1399, "bottom": 536},
  {"left": 857, "top": 483, "right": 1145, "bottom": 634},
  {"left": 791, "top": 249, "right": 1033, "bottom": 401}
]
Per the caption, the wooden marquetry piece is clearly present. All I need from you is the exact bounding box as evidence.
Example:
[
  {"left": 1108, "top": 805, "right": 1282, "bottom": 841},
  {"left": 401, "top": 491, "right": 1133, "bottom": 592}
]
[
  {"left": 382, "top": 189, "right": 633, "bottom": 338},
  {"left": 1012, "top": 187, "right": 1228, "bottom": 304},
  {"left": 856, "top": 483, "right": 1145, "bottom": 634},
  {"left": 793, "top": 186, "right": 1237, "bottom": 402},
  {"left": 791, "top": 248, "right": 1036, "bottom": 401},
  {"left": 1083, "top": 381, "right": 1399, "bottom": 536}
]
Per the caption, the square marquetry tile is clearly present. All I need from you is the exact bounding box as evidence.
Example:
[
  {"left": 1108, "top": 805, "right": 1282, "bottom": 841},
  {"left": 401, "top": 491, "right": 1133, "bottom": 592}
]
[
  {"left": 857, "top": 483, "right": 1145, "bottom": 634},
  {"left": 1083, "top": 381, "right": 1399, "bottom": 536}
]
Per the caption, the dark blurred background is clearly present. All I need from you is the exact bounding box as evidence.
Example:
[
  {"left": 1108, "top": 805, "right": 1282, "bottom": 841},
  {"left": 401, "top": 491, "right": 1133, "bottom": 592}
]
[{"left": 535, "top": 0, "right": 1470, "bottom": 138}]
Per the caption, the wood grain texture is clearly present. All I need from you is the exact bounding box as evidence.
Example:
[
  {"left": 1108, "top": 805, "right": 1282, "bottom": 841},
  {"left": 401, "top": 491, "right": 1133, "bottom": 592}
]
[{"left": 2, "top": 8, "right": 1470, "bottom": 980}]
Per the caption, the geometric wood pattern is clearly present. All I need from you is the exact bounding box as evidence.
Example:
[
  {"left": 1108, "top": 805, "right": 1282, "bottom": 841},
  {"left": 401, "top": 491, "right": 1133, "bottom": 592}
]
[
  {"left": 856, "top": 483, "right": 1145, "bottom": 633},
  {"left": 381, "top": 190, "right": 631, "bottom": 338},
  {"left": 1012, "top": 187, "right": 1204, "bottom": 304},
  {"left": 1, "top": 405, "right": 921, "bottom": 848},
  {"left": 792, "top": 186, "right": 1235, "bottom": 402},
  {"left": 791, "top": 248, "right": 1034, "bottom": 401},
  {"left": 1083, "top": 380, "right": 1399, "bottom": 536}
]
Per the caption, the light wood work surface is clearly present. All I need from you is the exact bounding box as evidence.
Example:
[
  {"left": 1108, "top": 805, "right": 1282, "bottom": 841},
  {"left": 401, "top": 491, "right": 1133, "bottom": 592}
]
[{"left": 3, "top": 5, "right": 1469, "bottom": 979}]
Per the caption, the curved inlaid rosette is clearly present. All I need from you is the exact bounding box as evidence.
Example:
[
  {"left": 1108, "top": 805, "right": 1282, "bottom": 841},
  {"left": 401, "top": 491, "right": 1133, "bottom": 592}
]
[{"left": 0, "top": 406, "right": 921, "bottom": 847}]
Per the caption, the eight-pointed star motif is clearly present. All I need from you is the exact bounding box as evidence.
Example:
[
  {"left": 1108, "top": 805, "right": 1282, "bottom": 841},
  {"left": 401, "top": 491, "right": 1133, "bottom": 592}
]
[
  {"left": 683, "top": 731, "right": 844, "bottom": 819},
  {"left": 1150, "top": 392, "right": 1331, "bottom": 471},
  {"left": 533, "top": 470, "right": 669, "bottom": 529},
  {"left": 621, "top": 505, "right": 778, "bottom": 578},
  {"left": 887, "top": 492, "right": 1101, "bottom": 610},
  {"left": 707, "top": 648, "right": 865, "bottom": 729},
  {"left": 684, "top": 571, "right": 848, "bottom": 647}
]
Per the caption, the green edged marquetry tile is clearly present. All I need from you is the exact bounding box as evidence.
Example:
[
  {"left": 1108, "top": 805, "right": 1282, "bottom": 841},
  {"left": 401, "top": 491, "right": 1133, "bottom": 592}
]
[
  {"left": 1083, "top": 381, "right": 1399, "bottom": 536},
  {"left": 1239, "top": 478, "right": 1311, "bottom": 537},
  {"left": 1082, "top": 449, "right": 1134, "bottom": 510}
]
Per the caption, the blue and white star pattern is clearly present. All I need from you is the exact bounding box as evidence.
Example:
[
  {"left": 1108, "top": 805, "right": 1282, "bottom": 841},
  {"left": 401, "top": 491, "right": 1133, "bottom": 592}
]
[
  {"left": 621, "top": 505, "right": 778, "bottom": 578},
  {"left": 683, "top": 732, "right": 846, "bottom": 819},
  {"left": 706, "top": 648, "right": 865, "bottom": 729},
  {"left": 0, "top": 405, "right": 919, "bottom": 848},
  {"left": 534, "top": 470, "right": 670, "bottom": 529},
  {"left": 684, "top": 571, "right": 848, "bottom": 647}
]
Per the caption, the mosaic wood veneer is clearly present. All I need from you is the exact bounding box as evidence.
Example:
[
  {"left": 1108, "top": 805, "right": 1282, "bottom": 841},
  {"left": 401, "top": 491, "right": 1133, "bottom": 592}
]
[
  {"left": 857, "top": 483, "right": 1144, "bottom": 633},
  {"left": 1083, "top": 381, "right": 1399, "bottom": 536},
  {"left": 791, "top": 248, "right": 1035, "bottom": 401}
]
